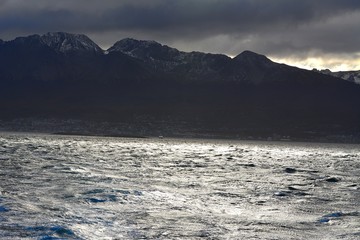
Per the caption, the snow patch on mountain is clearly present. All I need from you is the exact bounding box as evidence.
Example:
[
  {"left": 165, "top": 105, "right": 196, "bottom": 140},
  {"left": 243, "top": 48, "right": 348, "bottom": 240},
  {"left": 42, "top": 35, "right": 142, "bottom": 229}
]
[
  {"left": 108, "top": 38, "right": 182, "bottom": 61},
  {"left": 41, "top": 32, "right": 103, "bottom": 54},
  {"left": 108, "top": 38, "right": 231, "bottom": 77},
  {"left": 314, "top": 69, "right": 360, "bottom": 84}
]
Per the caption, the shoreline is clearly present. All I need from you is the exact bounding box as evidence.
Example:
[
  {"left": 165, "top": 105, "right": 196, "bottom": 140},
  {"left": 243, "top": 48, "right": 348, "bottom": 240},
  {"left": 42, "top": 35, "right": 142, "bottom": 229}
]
[{"left": 1, "top": 129, "right": 360, "bottom": 145}]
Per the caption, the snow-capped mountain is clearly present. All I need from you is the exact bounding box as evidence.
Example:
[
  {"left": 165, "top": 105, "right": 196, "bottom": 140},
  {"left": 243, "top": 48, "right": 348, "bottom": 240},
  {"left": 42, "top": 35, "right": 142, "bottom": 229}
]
[
  {"left": 108, "top": 38, "right": 185, "bottom": 70},
  {"left": 109, "top": 39, "right": 328, "bottom": 84},
  {"left": 7, "top": 32, "right": 103, "bottom": 55},
  {"left": 315, "top": 69, "right": 360, "bottom": 84},
  {"left": 109, "top": 38, "right": 273, "bottom": 82},
  {"left": 1, "top": 32, "right": 360, "bottom": 140},
  {"left": 108, "top": 38, "right": 230, "bottom": 76},
  {"left": 1, "top": 32, "right": 353, "bottom": 85},
  {"left": 40, "top": 32, "right": 103, "bottom": 54},
  {"left": 108, "top": 38, "right": 174, "bottom": 58}
]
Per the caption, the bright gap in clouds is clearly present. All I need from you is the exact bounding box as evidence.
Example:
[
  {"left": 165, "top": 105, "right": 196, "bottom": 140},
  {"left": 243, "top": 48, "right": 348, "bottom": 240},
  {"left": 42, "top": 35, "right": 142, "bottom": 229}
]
[{"left": 269, "top": 54, "right": 360, "bottom": 72}]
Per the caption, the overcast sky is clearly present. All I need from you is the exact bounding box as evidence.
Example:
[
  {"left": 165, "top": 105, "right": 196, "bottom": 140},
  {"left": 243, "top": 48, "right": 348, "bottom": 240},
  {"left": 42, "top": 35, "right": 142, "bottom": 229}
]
[{"left": 0, "top": 0, "right": 359, "bottom": 71}]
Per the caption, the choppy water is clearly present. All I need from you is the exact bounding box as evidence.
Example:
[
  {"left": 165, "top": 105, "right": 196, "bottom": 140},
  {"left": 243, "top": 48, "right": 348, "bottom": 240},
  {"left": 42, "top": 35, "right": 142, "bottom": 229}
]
[{"left": 0, "top": 132, "right": 359, "bottom": 240}]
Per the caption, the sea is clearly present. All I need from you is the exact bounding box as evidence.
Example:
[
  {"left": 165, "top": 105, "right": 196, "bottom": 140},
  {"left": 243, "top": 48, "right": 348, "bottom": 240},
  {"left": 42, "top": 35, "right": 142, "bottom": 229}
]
[{"left": 0, "top": 132, "right": 359, "bottom": 239}]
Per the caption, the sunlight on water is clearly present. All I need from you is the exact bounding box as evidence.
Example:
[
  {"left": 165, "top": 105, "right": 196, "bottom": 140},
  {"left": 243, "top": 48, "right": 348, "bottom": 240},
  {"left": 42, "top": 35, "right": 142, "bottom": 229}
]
[{"left": 0, "top": 133, "right": 359, "bottom": 239}]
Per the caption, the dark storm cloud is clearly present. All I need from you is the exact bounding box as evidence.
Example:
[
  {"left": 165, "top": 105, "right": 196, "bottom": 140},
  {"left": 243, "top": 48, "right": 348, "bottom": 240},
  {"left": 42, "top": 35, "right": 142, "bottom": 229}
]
[
  {"left": 101, "top": 0, "right": 358, "bottom": 32},
  {"left": 0, "top": 0, "right": 360, "bottom": 67},
  {"left": 97, "top": 0, "right": 360, "bottom": 56}
]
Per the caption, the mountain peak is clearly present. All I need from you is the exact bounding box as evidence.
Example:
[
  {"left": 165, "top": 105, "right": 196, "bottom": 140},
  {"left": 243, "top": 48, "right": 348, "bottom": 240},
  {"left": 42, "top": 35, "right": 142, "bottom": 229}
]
[
  {"left": 108, "top": 37, "right": 181, "bottom": 63},
  {"left": 235, "top": 50, "right": 270, "bottom": 61},
  {"left": 233, "top": 50, "right": 275, "bottom": 68},
  {"left": 40, "top": 32, "right": 103, "bottom": 54},
  {"left": 108, "top": 38, "right": 163, "bottom": 53},
  {"left": 120, "top": 37, "right": 160, "bottom": 46}
]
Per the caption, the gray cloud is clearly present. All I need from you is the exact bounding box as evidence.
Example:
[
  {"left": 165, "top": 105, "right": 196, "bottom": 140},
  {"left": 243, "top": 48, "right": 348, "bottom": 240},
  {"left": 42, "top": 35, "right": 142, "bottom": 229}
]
[{"left": 0, "top": 0, "right": 359, "bottom": 70}]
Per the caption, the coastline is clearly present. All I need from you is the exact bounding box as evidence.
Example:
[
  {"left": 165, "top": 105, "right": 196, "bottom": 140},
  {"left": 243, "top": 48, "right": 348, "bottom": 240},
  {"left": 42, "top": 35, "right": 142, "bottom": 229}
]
[
  {"left": 1, "top": 117, "right": 359, "bottom": 144},
  {"left": 1, "top": 128, "right": 360, "bottom": 146}
]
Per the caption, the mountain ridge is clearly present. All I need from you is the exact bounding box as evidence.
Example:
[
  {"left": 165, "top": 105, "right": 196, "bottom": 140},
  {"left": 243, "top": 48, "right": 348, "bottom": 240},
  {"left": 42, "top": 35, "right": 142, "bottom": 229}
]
[
  {"left": 1, "top": 32, "right": 360, "bottom": 141},
  {"left": 3, "top": 32, "right": 358, "bottom": 75},
  {"left": 1, "top": 32, "right": 356, "bottom": 86}
]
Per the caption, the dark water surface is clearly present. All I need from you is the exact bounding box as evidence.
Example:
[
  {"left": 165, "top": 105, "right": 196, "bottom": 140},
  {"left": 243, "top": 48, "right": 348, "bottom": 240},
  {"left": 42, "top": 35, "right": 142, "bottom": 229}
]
[{"left": 0, "top": 132, "right": 359, "bottom": 239}]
